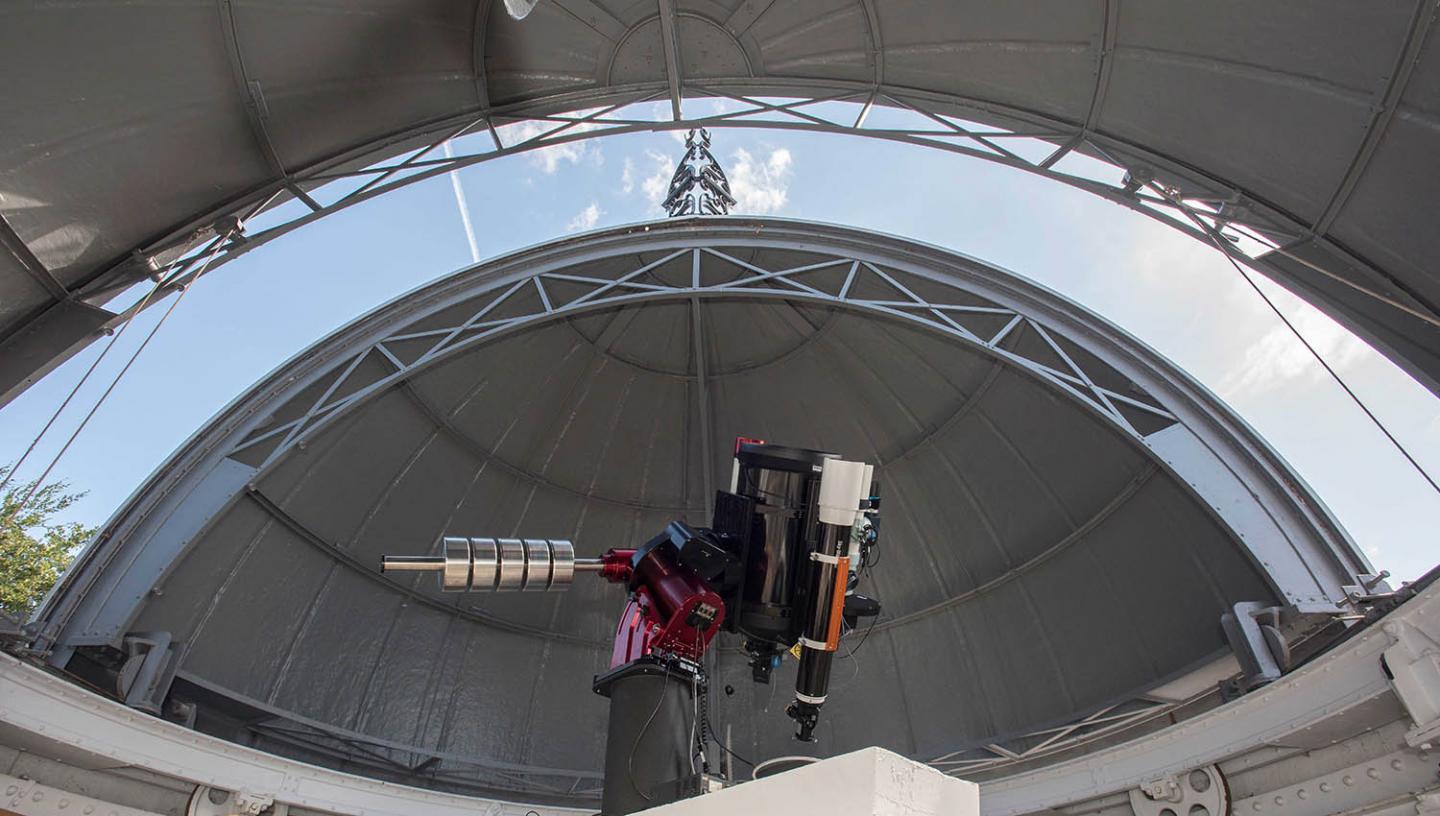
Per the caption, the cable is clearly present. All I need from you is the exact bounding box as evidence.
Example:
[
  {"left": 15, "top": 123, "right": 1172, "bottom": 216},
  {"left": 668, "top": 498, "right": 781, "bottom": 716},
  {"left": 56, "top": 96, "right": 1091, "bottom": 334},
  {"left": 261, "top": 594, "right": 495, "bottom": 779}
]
[
  {"left": 3, "top": 231, "right": 234, "bottom": 524},
  {"left": 1263, "top": 241, "right": 1440, "bottom": 331},
  {"left": 689, "top": 633, "right": 701, "bottom": 777},
  {"left": 1206, "top": 232, "right": 1440, "bottom": 497},
  {"left": 827, "top": 622, "right": 863, "bottom": 695},
  {"left": 0, "top": 264, "right": 180, "bottom": 498},
  {"left": 627, "top": 666, "right": 672, "bottom": 802},
  {"left": 695, "top": 653, "right": 753, "bottom": 771},
  {"left": 701, "top": 686, "right": 754, "bottom": 770},
  {"left": 845, "top": 614, "right": 880, "bottom": 659},
  {"left": 707, "top": 726, "right": 754, "bottom": 770}
]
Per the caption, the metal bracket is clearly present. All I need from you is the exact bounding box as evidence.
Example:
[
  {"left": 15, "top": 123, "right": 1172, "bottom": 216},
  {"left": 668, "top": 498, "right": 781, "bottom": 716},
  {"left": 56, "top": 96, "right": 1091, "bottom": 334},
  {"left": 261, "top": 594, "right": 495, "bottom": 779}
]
[
  {"left": 1382, "top": 619, "right": 1440, "bottom": 749},
  {"left": 1221, "top": 602, "right": 1290, "bottom": 694},
  {"left": 1342, "top": 572, "right": 1410, "bottom": 609},
  {"left": 187, "top": 786, "right": 286, "bottom": 816},
  {"left": 1229, "top": 744, "right": 1440, "bottom": 816},
  {"left": 117, "top": 631, "right": 180, "bottom": 715},
  {"left": 1128, "top": 766, "right": 1227, "bottom": 816}
]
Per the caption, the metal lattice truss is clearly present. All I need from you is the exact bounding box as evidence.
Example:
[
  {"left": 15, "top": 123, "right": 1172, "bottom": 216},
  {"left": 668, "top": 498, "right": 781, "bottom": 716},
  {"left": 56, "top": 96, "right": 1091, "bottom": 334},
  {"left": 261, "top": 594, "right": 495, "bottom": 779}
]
[
  {"left": 115, "top": 82, "right": 1380, "bottom": 338},
  {"left": 927, "top": 695, "right": 1182, "bottom": 778},
  {"left": 225, "top": 244, "right": 1176, "bottom": 468},
  {"left": 244, "top": 716, "right": 604, "bottom": 800}
]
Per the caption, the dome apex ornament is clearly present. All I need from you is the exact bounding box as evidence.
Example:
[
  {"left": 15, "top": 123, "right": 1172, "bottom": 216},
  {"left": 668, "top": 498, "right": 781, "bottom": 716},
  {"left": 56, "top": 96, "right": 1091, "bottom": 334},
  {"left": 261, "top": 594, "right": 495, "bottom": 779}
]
[{"left": 662, "top": 128, "right": 738, "bottom": 217}]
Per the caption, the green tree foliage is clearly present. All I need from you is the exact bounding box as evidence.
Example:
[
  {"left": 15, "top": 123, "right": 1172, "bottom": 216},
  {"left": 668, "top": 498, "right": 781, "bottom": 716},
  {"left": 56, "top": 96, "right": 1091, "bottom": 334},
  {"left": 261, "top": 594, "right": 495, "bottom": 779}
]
[{"left": 0, "top": 466, "right": 94, "bottom": 617}]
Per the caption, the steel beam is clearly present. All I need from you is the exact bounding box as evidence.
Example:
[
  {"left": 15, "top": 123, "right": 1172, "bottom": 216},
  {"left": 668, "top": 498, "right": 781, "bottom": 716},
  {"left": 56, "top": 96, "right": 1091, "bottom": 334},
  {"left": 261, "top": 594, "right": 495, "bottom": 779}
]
[
  {"left": 218, "top": 0, "right": 288, "bottom": 180},
  {"left": 657, "top": 0, "right": 684, "bottom": 119},
  {"left": 722, "top": 0, "right": 776, "bottom": 37},
  {"left": 0, "top": 212, "right": 67, "bottom": 302}
]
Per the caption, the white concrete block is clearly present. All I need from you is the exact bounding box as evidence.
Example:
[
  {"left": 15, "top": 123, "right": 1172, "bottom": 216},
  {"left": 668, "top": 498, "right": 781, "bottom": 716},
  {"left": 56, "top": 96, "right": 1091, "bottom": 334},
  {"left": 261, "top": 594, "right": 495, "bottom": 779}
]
[{"left": 648, "top": 747, "right": 978, "bottom": 816}]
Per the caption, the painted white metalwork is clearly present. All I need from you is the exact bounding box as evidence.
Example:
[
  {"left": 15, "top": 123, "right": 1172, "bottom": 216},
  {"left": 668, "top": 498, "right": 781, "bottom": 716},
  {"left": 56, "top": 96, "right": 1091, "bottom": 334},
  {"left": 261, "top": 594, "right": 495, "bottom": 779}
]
[
  {"left": 1128, "top": 766, "right": 1226, "bottom": 816},
  {"left": 1228, "top": 746, "right": 1440, "bottom": 816},
  {"left": 979, "top": 578, "right": 1440, "bottom": 815},
  {"left": 1383, "top": 618, "right": 1440, "bottom": 748},
  {"left": 2, "top": 773, "right": 161, "bottom": 816}
]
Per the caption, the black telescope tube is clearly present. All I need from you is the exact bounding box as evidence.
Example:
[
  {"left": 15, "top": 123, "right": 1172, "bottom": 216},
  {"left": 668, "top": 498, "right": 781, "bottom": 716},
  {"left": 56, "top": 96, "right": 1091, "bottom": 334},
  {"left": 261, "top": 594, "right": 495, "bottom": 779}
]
[{"left": 788, "top": 520, "right": 850, "bottom": 741}]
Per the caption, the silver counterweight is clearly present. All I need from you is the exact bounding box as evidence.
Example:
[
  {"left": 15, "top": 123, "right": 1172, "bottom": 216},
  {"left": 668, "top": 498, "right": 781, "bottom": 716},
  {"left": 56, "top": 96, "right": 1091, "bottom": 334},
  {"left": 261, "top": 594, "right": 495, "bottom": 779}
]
[{"left": 380, "top": 537, "right": 586, "bottom": 592}]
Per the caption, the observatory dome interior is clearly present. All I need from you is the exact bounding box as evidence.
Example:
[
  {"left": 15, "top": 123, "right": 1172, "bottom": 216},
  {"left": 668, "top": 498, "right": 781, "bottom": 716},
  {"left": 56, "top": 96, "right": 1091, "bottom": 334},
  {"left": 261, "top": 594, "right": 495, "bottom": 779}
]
[
  {"left": 3, "top": 1, "right": 1436, "bottom": 811},
  {"left": 33, "top": 220, "right": 1367, "bottom": 805}
]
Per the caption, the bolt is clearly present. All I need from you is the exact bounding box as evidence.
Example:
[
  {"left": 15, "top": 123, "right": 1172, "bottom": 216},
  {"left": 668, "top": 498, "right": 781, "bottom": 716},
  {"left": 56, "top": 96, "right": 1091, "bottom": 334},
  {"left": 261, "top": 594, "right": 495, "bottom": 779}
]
[
  {"left": 1297, "top": 790, "right": 1308, "bottom": 800},
  {"left": 1343, "top": 775, "right": 1355, "bottom": 787},
  {"left": 1367, "top": 768, "right": 1380, "bottom": 780},
  {"left": 1319, "top": 783, "right": 1332, "bottom": 793}
]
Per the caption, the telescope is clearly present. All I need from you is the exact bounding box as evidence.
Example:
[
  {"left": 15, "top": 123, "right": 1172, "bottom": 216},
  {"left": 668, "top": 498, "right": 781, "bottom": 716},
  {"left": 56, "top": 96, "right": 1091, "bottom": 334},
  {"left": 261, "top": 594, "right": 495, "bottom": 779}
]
[{"left": 381, "top": 439, "right": 882, "bottom": 814}]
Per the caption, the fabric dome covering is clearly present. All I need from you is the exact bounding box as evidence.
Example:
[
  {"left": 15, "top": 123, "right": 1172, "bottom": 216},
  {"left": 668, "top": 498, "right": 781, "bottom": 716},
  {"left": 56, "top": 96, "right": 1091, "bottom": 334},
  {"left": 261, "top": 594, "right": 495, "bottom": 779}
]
[{"left": 35, "top": 219, "right": 1367, "bottom": 806}]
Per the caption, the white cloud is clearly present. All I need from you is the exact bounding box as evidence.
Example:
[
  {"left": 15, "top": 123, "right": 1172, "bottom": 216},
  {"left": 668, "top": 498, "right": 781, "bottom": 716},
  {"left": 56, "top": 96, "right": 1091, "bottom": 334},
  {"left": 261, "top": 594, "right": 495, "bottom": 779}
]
[
  {"left": 621, "top": 157, "right": 636, "bottom": 194},
  {"left": 640, "top": 150, "right": 675, "bottom": 213},
  {"left": 729, "top": 147, "right": 793, "bottom": 214},
  {"left": 1218, "top": 305, "right": 1369, "bottom": 400},
  {"left": 566, "top": 201, "right": 602, "bottom": 233},
  {"left": 496, "top": 120, "right": 603, "bottom": 174}
]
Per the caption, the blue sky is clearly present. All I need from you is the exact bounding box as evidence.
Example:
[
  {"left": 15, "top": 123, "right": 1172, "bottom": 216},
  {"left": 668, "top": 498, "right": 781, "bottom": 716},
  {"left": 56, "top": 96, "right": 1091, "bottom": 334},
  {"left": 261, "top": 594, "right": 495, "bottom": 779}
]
[{"left": 2, "top": 116, "right": 1437, "bottom": 583}]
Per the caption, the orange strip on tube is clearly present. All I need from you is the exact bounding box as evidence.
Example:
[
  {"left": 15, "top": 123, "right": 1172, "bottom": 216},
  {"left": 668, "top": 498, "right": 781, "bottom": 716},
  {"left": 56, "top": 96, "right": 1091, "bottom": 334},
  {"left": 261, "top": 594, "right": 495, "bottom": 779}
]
[{"left": 824, "top": 556, "right": 850, "bottom": 650}]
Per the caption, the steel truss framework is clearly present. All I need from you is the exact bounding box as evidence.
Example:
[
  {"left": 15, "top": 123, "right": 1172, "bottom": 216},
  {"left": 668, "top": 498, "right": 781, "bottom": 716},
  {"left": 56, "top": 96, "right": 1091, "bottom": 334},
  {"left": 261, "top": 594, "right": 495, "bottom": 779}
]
[
  {"left": 87, "top": 81, "right": 1438, "bottom": 394},
  {"left": 225, "top": 245, "right": 1176, "bottom": 469},
  {"left": 34, "top": 222, "right": 1371, "bottom": 804},
  {"left": 928, "top": 693, "right": 1190, "bottom": 779}
]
